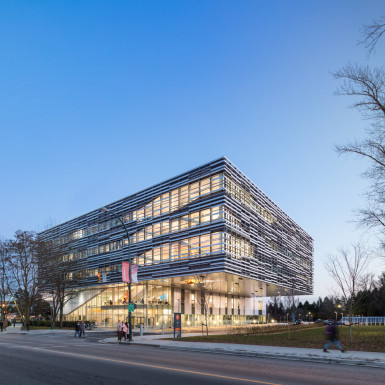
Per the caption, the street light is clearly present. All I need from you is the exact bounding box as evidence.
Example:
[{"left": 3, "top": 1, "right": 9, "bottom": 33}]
[{"left": 102, "top": 207, "right": 134, "bottom": 342}]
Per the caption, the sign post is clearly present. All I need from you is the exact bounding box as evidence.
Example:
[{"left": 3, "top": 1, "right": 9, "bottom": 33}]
[{"left": 174, "top": 312, "right": 181, "bottom": 339}]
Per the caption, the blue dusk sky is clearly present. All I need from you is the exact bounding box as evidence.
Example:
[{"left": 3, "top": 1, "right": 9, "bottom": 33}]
[{"left": 1, "top": 1, "right": 384, "bottom": 299}]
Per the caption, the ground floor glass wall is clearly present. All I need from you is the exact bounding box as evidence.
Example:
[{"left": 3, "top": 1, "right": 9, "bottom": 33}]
[{"left": 65, "top": 283, "right": 266, "bottom": 327}]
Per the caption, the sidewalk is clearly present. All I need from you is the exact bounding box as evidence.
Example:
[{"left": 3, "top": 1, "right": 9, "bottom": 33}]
[{"left": 101, "top": 332, "right": 385, "bottom": 369}]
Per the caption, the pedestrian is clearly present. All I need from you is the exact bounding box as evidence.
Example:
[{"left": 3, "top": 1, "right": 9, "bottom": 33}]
[
  {"left": 13, "top": 318, "right": 16, "bottom": 327},
  {"left": 116, "top": 320, "right": 123, "bottom": 343},
  {"left": 323, "top": 321, "right": 345, "bottom": 353},
  {"left": 122, "top": 322, "right": 127, "bottom": 341},
  {"left": 0, "top": 320, "right": 3, "bottom": 332},
  {"left": 74, "top": 322, "right": 80, "bottom": 338},
  {"left": 79, "top": 321, "right": 85, "bottom": 338}
]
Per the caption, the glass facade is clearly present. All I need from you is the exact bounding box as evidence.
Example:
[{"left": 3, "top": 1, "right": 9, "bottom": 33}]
[{"left": 40, "top": 157, "right": 313, "bottom": 327}]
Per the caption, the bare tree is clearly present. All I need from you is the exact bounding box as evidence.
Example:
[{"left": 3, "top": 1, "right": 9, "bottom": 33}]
[
  {"left": 6, "top": 231, "right": 40, "bottom": 328},
  {"left": 325, "top": 243, "right": 372, "bottom": 341},
  {"left": 334, "top": 16, "right": 385, "bottom": 245},
  {"left": 0, "top": 240, "right": 10, "bottom": 322},
  {"left": 359, "top": 16, "right": 385, "bottom": 55},
  {"left": 38, "top": 241, "right": 83, "bottom": 328}
]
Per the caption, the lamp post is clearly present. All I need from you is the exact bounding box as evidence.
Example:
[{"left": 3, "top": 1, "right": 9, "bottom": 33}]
[{"left": 102, "top": 207, "right": 133, "bottom": 342}]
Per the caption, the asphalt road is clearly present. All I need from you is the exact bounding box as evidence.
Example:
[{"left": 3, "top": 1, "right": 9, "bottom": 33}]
[{"left": 0, "top": 333, "right": 383, "bottom": 385}]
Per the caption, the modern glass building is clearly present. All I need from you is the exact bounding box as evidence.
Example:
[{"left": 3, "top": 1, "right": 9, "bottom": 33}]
[{"left": 39, "top": 157, "right": 313, "bottom": 327}]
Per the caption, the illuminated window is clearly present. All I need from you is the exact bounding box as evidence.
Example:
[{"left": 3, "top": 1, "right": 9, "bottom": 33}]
[
  {"left": 180, "top": 215, "right": 189, "bottom": 230},
  {"left": 161, "top": 193, "right": 169, "bottom": 215},
  {"left": 145, "top": 202, "right": 152, "bottom": 218},
  {"left": 200, "top": 177, "right": 210, "bottom": 195},
  {"left": 180, "top": 186, "right": 189, "bottom": 207},
  {"left": 161, "top": 221, "right": 169, "bottom": 234},
  {"left": 145, "top": 226, "right": 153, "bottom": 240},
  {"left": 180, "top": 240, "right": 189, "bottom": 259},
  {"left": 153, "top": 248, "right": 161, "bottom": 263},
  {"left": 190, "top": 212, "right": 199, "bottom": 227},
  {"left": 162, "top": 244, "right": 170, "bottom": 261},
  {"left": 153, "top": 223, "right": 161, "bottom": 237},
  {"left": 190, "top": 236, "right": 200, "bottom": 257},
  {"left": 171, "top": 219, "right": 179, "bottom": 232},
  {"left": 190, "top": 182, "right": 199, "bottom": 202},
  {"left": 201, "top": 208, "right": 210, "bottom": 223},
  {"left": 200, "top": 234, "right": 210, "bottom": 255},
  {"left": 171, "top": 243, "right": 179, "bottom": 260},
  {"left": 145, "top": 250, "right": 153, "bottom": 265},
  {"left": 170, "top": 189, "right": 179, "bottom": 211},
  {"left": 153, "top": 197, "right": 161, "bottom": 217}
]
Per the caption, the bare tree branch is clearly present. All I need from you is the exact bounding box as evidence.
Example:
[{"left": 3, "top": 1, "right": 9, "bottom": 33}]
[{"left": 359, "top": 16, "right": 385, "bottom": 55}]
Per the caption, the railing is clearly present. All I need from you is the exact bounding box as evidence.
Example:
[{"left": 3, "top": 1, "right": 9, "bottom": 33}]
[{"left": 342, "top": 316, "right": 385, "bottom": 325}]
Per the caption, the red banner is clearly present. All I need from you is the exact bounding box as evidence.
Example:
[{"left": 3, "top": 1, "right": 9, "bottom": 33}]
[{"left": 122, "top": 262, "right": 138, "bottom": 283}]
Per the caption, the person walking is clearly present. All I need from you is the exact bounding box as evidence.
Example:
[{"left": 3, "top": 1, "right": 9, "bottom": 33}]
[
  {"left": 12, "top": 318, "right": 16, "bottom": 327},
  {"left": 116, "top": 320, "right": 123, "bottom": 343},
  {"left": 323, "top": 321, "right": 345, "bottom": 353},
  {"left": 79, "top": 321, "right": 85, "bottom": 338},
  {"left": 122, "top": 322, "right": 127, "bottom": 341},
  {"left": 74, "top": 322, "right": 80, "bottom": 338}
]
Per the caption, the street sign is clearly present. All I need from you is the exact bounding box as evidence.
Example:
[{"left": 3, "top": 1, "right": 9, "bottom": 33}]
[
  {"left": 102, "top": 273, "right": 107, "bottom": 283},
  {"left": 128, "top": 303, "right": 135, "bottom": 312},
  {"left": 174, "top": 312, "right": 181, "bottom": 338}
]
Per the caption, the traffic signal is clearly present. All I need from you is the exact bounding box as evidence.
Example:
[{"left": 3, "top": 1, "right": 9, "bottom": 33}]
[{"left": 97, "top": 273, "right": 101, "bottom": 283}]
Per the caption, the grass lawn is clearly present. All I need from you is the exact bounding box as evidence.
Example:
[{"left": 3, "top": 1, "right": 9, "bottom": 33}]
[{"left": 180, "top": 325, "right": 385, "bottom": 352}]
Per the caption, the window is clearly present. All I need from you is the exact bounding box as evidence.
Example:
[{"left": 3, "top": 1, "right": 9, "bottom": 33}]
[
  {"left": 145, "top": 202, "right": 152, "bottom": 218},
  {"left": 153, "top": 247, "right": 161, "bottom": 263},
  {"left": 211, "top": 233, "right": 222, "bottom": 252},
  {"left": 211, "top": 206, "right": 222, "bottom": 221},
  {"left": 190, "top": 236, "right": 200, "bottom": 257},
  {"left": 161, "top": 244, "right": 170, "bottom": 261},
  {"left": 153, "top": 197, "right": 161, "bottom": 217},
  {"left": 171, "top": 243, "right": 179, "bottom": 260},
  {"left": 171, "top": 219, "right": 179, "bottom": 232},
  {"left": 200, "top": 234, "right": 210, "bottom": 255},
  {"left": 153, "top": 223, "right": 161, "bottom": 237},
  {"left": 200, "top": 177, "right": 210, "bottom": 196},
  {"left": 180, "top": 240, "right": 189, "bottom": 259},
  {"left": 180, "top": 186, "right": 189, "bottom": 207},
  {"left": 138, "top": 229, "right": 144, "bottom": 242},
  {"left": 161, "top": 193, "right": 169, "bottom": 215},
  {"left": 211, "top": 174, "right": 222, "bottom": 191},
  {"left": 190, "top": 212, "right": 199, "bottom": 227},
  {"left": 145, "top": 250, "right": 153, "bottom": 265},
  {"left": 170, "top": 189, "right": 179, "bottom": 211},
  {"left": 180, "top": 215, "right": 189, "bottom": 230},
  {"left": 201, "top": 208, "right": 210, "bottom": 223},
  {"left": 161, "top": 221, "right": 169, "bottom": 235},
  {"left": 190, "top": 182, "right": 199, "bottom": 201},
  {"left": 145, "top": 225, "right": 153, "bottom": 240}
]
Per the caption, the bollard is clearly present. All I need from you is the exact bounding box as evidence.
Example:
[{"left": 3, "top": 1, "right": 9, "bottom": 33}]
[
  {"left": 140, "top": 324, "right": 143, "bottom": 336},
  {"left": 162, "top": 324, "right": 164, "bottom": 335}
]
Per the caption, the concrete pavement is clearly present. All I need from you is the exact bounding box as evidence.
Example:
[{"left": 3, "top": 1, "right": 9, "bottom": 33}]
[
  {"left": 101, "top": 331, "right": 385, "bottom": 369},
  {"left": 2, "top": 324, "right": 385, "bottom": 368}
]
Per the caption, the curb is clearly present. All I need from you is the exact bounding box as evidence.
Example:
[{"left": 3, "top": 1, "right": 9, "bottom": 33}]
[{"left": 102, "top": 340, "right": 385, "bottom": 369}]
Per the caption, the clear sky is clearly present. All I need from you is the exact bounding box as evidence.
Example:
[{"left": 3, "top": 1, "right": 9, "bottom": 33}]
[{"left": 1, "top": 1, "right": 384, "bottom": 300}]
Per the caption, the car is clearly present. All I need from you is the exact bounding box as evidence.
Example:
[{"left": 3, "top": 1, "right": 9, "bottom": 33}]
[
  {"left": 315, "top": 319, "right": 323, "bottom": 323},
  {"left": 296, "top": 319, "right": 303, "bottom": 324}
]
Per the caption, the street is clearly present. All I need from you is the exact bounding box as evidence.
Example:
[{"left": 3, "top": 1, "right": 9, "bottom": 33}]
[{"left": 0, "top": 332, "right": 383, "bottom": 385}]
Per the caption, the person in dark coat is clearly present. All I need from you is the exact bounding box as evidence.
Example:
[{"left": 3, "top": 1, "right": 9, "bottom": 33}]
[
  {"left": 74, "top": 322, "right": 80, "bottom": 338},
  {"left": 323, "top": 321, "right": 345, "bottom": 352}
]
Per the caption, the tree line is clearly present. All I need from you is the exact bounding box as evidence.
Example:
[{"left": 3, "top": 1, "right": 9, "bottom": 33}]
[{"left": 267, "top": 272, "right": 385, "bottom": 322}]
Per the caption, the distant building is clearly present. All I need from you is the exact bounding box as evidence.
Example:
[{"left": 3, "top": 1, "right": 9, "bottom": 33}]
[{"left": 39, "top": 157, "right": 313, "bottom": 327}]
